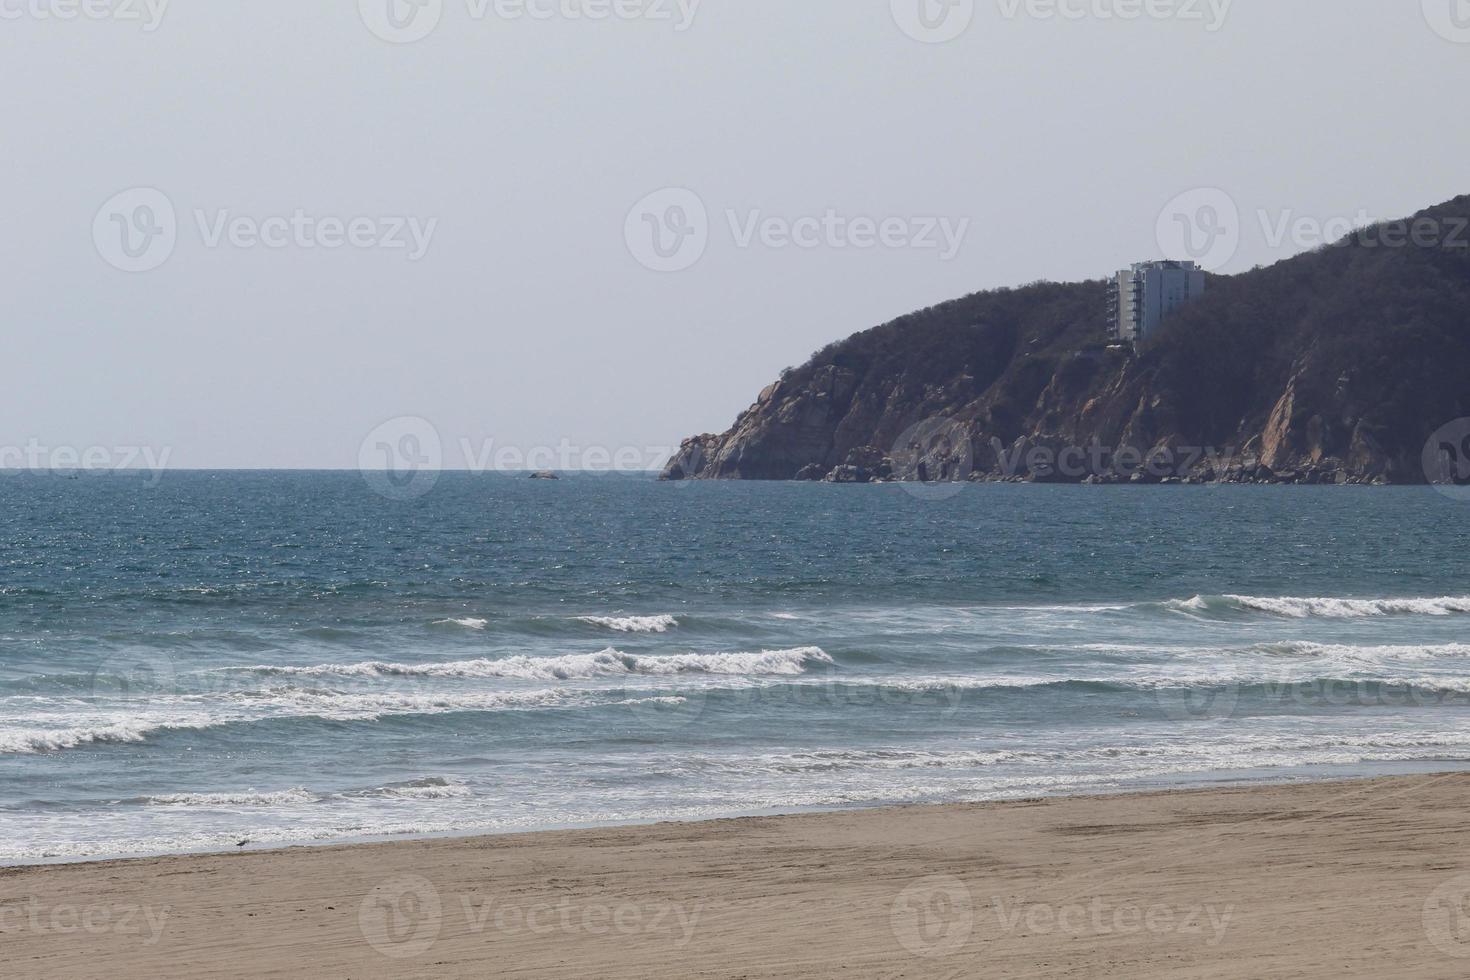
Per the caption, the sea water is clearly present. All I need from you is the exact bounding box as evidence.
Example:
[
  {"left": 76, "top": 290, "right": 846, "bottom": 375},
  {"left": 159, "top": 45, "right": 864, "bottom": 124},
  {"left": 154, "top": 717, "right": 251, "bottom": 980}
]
[{"left": 3, "top": 472, "right": 1469, "bottom": 863}]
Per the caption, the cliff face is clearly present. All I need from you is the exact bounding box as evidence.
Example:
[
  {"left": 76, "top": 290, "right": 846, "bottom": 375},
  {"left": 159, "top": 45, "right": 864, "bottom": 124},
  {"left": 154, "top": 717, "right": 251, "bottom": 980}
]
[{"left": 663, "top": 195, "right": 1470, "bottom": 485}]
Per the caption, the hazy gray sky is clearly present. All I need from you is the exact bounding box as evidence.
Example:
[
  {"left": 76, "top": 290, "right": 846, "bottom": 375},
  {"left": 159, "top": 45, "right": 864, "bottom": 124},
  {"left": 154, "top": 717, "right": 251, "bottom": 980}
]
[{"left": 4, "top": 0, "right": 1469, "bottom": 469}]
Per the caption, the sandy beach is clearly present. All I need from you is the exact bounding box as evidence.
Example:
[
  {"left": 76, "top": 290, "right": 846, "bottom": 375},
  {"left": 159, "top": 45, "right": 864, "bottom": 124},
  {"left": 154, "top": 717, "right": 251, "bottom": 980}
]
[{"left": 4, "top": 773, "right": 1470, "bottom": 978}]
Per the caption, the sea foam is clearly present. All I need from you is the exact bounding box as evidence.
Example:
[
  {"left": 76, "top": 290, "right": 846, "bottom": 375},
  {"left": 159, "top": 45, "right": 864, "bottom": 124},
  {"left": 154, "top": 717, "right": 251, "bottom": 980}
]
[
  {"left": 577, "top": 614, "right": 679, "bottom": 633},
  {"left": 233, "top": 647, "right": 832, "bottom": 681},
  {"left": 1167, "top": 594, "right": 1470, "bottom": 618}
]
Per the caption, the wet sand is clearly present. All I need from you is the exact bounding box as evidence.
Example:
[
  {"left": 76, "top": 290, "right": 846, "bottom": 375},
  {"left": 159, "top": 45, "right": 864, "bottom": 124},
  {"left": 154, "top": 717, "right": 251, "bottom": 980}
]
[{"left": 6, "top": 773, "right": 1470, "bottom": 978}]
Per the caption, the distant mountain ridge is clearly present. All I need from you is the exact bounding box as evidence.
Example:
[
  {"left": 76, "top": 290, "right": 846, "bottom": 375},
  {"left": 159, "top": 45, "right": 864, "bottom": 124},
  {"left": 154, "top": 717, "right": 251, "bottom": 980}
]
[{"left": 661, "top": 194, "right": 1470, "bottom": 486}]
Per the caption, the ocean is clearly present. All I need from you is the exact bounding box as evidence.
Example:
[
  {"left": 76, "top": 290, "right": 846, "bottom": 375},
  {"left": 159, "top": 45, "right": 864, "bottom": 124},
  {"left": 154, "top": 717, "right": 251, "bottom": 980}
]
[{"left": 3, "top": 471, "right": 1469, "bottom": 864}]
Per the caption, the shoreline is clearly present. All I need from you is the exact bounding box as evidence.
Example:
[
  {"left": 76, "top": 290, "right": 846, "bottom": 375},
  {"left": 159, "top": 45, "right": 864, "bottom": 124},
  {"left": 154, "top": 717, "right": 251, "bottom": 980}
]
[
  {"left": 8, "top": 772, "right": 1470, "bottom": 977},
  {"left": 13, "top": 758, "right": 1470, "bottom": 870}
]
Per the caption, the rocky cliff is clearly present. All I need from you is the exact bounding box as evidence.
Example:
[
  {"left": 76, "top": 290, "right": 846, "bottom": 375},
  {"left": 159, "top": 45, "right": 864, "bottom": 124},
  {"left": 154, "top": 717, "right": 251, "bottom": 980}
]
[{"left": 662, "top": 195, "right": 1470, "bottom": 486}]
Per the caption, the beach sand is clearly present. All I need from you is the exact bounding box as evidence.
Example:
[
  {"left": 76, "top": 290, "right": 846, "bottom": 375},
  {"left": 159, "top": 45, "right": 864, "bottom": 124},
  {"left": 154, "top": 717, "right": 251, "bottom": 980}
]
[{"left": 6, "top": 773, "right": 1470, "bottom": 978}]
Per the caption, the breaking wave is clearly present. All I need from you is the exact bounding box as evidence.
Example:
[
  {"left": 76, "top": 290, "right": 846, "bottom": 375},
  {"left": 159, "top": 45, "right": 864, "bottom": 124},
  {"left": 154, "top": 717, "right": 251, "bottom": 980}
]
[
  {"left": 577, "top": 614, "right": 678, "bottom": 633},
  {"left": 230, "top": 647, "right": 832, "bottom": 681},
  {"left": 147, "top": 788, "right": 318, "bottom": 807},
  {"left": 432, "top": 617, "right": 489, "bottom": 630},
  {"left": 1165, "top": 594, "right": 1470, "bottom": 618}
]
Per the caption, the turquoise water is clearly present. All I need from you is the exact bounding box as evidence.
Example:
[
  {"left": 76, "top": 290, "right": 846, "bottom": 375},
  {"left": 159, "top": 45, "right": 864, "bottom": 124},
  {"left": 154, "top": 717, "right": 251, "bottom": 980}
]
[{"left": 3, "top": 472, "right": 1470, "bottom": 863}]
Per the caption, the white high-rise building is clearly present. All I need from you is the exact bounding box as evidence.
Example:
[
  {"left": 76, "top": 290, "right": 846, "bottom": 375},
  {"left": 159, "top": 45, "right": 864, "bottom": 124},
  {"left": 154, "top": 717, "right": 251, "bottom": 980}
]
[{"left": 1109, "top": 260, "right": 1206, "bottom": 344}]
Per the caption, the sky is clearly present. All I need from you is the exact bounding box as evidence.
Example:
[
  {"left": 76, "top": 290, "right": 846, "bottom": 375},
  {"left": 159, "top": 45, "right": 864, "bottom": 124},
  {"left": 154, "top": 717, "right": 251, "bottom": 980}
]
[{"left": 3, "top": 0, "right": 1469, "bottom": 470}]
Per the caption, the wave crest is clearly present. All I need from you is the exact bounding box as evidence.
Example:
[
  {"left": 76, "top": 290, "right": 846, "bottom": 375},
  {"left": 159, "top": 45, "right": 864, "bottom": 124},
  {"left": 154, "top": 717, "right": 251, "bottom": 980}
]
[
  {"left": 577, "top": 614, "right": 678, "bottom": 633},
  {"left": 1167, "top": 594, "right": 1470, "bottom": 618},
  {"left": 233, "top": 647, "right": 831, "bottom": 681}
]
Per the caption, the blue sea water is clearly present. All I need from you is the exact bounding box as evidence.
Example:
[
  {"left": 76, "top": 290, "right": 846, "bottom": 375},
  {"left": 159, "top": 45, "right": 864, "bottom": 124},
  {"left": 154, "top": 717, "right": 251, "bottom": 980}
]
[{"left": 3, "top": 472, "right": 1470, "bottom": 863}]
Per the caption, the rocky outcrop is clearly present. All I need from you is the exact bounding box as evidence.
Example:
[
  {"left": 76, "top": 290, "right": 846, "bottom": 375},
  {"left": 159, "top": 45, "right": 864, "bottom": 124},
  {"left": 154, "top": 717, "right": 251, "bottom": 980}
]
[{"left": 662, "top": 194, "right": 1470, "bottom": 486}]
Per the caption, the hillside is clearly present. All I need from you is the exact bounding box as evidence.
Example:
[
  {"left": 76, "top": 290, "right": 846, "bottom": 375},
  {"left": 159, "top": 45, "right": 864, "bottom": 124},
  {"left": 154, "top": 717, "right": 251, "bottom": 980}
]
[{"left": 661, "top": 194, "right": 1470, "bottom": 485}]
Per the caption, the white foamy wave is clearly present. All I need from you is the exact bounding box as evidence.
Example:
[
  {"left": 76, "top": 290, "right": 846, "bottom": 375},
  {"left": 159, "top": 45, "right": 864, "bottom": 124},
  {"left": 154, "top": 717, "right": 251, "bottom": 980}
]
[
  {"left": 145, "top": 779, "right": 474, "bottom": 807},
  {"left": 1167, "top": 594, "right": 1470, "bottom": 618},
  {"left": 148, "top": 788, "right": 318, "bottom": 807},
  {"left": 433, "top": 617, "right": 488, "bottom": 630},
  {"left": 0, "top": 719, "right": 190, "bottom": 755},
  {"left": 363, "top": 777, "right": 473, "bottom": 801},
  {"left": 0, "top": 690, "right": 577, "bottom": 755},
  {"left": 577, "top": 614, "right": 678, "bottom": 633},
  {"left": 1253, "top": 641, "right": 1470, "bottom": 662},
  {"left": 236, "top": 647, "right": 832, "bottom": 682},
  {"left": 730, "top": 748, "right": 1037, "bottom": 774}
]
